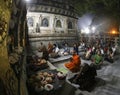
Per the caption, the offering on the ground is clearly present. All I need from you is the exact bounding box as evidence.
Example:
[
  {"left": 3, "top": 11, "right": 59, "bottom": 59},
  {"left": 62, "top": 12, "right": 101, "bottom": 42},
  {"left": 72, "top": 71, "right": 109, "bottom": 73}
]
[{"left": 57, "top": 71, "right": 66, "bottom": 79}]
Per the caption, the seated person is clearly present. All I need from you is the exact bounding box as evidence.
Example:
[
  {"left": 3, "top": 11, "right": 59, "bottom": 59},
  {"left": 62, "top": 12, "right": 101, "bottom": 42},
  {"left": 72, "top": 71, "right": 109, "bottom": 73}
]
[
  {"left": 64, "top": 50, "right": 81, "bottom": 73},
  {"left": 52, "top": 44, "right": 60, "bottom": 53},
  {"left": 47, "top": 42, "right": 53, "bottom": 54},
  {"left": 63, "top": 43, "right": 70, "bottom": 55},
  {"left": 49, "top": 44, "right": 60, "bottom": 58},
  {"left": 38, "top": 42, "right": 46, "bottom": 52},
  {"left": 84, "top": 48, "right": 92, "bottom": 60},
  {"left": 38, "top": 43, "right": 49, "bottom": 60},
  {"left": 42, "top": 49, "right": 49, "bottom": 60},
  {"left": 91, "top": 50, "right": 103, "bottom": 65},
  {"left": 73, "top": 43, "right": 79, "bottom": 55},
  {"left": 112, "top": 45, "right": 117, "bottom": 55},
  {"left": 105, "top": 49, "right": 114, "bottom": 63}
]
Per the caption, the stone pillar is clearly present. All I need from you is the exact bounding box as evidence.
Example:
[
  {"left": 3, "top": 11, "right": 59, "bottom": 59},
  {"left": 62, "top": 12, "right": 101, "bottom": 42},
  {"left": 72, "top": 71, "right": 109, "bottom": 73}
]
[
  {"left": 48, "top": 14, "right": 53, "bottom": 34},
  {"left": 52, "top": 15, "right": 56, "bottom": 33},
  {"left": 64, "top": 17, "right": 68, "bottom": 34},
  {"left": 18, "top": 21, "right": 21, "bottom": 48},
  {"left": 39, "top": 14, "right": 42, "bottom": 32},
  {"left": 34, "top": 15, "right": 39, "bottom": 33},
  {"left": 74, "top": 19, "right": 78, "bottom": 34}
]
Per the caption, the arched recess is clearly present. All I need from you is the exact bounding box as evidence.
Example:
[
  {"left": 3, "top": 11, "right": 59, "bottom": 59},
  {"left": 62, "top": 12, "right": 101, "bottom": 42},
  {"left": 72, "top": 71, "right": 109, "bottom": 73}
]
[
  {"left": 56, "top": 20, "right": 62, "bottom": 28},
  {"left": 27, "top": 17, "right": 34, "bottom": 27},
  {"left": 68, "top": 21, "right": 73, "bottom": 29},
  {"left": 41, "top": 18, "right": 49, "bottom": 27}
]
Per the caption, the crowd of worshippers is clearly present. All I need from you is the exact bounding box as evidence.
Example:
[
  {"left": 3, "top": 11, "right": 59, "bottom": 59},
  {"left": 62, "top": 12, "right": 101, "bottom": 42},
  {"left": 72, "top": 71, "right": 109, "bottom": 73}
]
[
  {"left": 63, "top": 38, "right": 118, "bottom": 91},
  {"left": 81, "top": 38, "right": 117, "bottom": 64},
  {"left": 38, "top": 42, "right": 79, "bottom": 59},
  {"left": 38, "top": 39, "right": 117, "bottom": 62},
  {"left": 35, "top": 39, "right": 117, "bottom": 72},
  {"left": 26, "top": 42, "right": 79, "bottom": 74},
  {"left": 26, "top": 39, "right": 118, "bottom": 91}
]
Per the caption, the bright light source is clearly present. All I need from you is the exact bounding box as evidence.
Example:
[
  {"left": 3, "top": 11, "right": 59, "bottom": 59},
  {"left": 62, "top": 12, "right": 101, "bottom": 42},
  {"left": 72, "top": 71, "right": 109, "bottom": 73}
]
[
  {"left": 84, "top": 27, "right": 90, "bottom": 34},
  {"left": 111, "top": 30, "right": 116, "bottom": 34},
  {"left": 91, "top": 26, "right": 96, "bottom": 33},
  {"left": 81, "top": 29, "right": 84, "bottom": 33},
  {"left": 25, "top": 0, "right": 30, "bottom": 2},
  {"left": 91, "top": 26, "right": 95, "bottom": 31},
  {"left": 81, "top": 27, "right": 90, "bottom": 34}
]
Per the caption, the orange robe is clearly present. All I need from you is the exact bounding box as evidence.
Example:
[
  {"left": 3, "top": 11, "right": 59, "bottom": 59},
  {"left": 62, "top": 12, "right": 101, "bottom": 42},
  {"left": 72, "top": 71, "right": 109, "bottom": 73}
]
[{"left": 65, "top": 54, "right": 81, "bottom": 72}]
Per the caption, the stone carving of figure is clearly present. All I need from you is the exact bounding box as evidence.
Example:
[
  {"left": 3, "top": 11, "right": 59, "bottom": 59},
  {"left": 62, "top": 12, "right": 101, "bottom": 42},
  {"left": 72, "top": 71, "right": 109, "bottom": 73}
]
[{"left": 36, "top": 23, "right": 40, "bottom": 33}]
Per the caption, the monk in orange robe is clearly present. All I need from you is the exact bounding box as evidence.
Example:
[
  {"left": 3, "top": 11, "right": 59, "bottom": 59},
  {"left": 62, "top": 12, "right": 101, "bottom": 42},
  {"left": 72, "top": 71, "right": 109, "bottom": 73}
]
[{"left": 65, "top": 50, "right": 81, "bottom": 72}]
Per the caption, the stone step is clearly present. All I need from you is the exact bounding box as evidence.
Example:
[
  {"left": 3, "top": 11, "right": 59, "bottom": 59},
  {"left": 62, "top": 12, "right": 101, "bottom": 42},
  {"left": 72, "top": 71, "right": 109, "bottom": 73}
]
[{"left": 49, "top": 55, "right": 72, "bottom": 63}]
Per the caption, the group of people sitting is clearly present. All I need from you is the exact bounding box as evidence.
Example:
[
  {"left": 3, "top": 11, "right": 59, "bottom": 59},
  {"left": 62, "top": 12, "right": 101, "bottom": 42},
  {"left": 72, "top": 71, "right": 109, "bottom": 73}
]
[
  {"left": 27, "top": 39, "right": 118, "bottom": 92},
  {"left": 37, "top": 41, "right": 80, "bottom": 72},
  {"left": 64, "top": 38, "right": 117, "bottom": 72},
  {"left": 36, "top": 38, "right": 117, "bottom": 73},
  {"left": 38, "top": 42, "right": 78, "bottom": 59},
  {"left": 83, "top": 40, "right": 117, "bottom": 64}
]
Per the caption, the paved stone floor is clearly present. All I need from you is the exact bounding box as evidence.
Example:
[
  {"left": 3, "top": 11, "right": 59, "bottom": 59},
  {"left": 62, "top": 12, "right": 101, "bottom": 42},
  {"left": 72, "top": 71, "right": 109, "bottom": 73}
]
[
  {"left": 46, "top": 53, "right": 120, "bottom": 95},
  {"left": 52, "top": 55, "right": 120, "bottom": 95}
]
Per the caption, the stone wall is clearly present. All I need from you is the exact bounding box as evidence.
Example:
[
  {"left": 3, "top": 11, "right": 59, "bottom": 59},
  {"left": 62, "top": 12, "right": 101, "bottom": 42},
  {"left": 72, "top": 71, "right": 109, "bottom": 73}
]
[
  {"left": 0, "top": 0, "right": 28, "bottom": 95},
  {"left": 27, "top": 12, "right": 77, "bottom": 34},
  {"left": 26, "top": 1, "right": 79, "bottom": 44}
]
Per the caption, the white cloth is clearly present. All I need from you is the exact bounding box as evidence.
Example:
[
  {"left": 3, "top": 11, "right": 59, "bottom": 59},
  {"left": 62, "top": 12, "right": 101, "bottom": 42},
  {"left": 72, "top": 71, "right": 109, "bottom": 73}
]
[{"left": 55, "top": 47, "right": 59, "bottom": 53}]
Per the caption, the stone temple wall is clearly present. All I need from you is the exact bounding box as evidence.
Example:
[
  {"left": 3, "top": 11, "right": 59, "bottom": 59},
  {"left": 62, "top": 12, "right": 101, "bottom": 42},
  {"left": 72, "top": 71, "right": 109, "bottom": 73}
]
[
  {"left": 26, "top": 0, "right": 79, "bottom": 45},
  {"left": 27, "top": 12, "right": 78, "bottom": 43}
]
